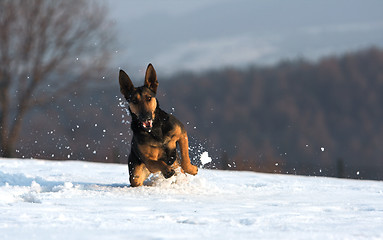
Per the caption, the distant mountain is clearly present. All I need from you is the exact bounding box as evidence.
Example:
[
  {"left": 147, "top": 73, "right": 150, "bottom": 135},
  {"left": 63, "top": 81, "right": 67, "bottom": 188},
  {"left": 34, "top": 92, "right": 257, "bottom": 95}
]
[{"left": 110, "top": 0, "right": 383, "bottom": 77}]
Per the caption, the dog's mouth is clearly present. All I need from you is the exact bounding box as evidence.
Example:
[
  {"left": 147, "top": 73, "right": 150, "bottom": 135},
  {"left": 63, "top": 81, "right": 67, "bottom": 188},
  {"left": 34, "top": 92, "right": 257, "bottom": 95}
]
[{"left": 142, "top": 119, "right": 153, "bottom": 130}]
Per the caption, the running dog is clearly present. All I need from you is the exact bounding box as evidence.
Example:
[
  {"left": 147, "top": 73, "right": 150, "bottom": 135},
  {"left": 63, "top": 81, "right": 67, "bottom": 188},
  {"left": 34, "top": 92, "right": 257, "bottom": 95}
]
[{"left": 118, "top": 64, "right": 198, "bottom": 187}]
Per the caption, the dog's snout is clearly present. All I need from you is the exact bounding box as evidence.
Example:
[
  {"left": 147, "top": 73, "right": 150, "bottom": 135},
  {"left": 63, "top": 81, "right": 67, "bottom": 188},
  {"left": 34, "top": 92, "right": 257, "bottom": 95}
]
[{"left": 139, "top": 112, "right": 152, "bottom": 122}]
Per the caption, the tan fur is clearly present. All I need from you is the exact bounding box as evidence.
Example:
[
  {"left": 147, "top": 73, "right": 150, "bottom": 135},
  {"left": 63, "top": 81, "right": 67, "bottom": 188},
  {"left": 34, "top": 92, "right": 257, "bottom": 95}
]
[
  {"left": 129, "top": 162, "right": 150, "bottom": 187},
  {"left": 135, "top": 125, "right": 197, "bottom": 177},
  {"left": 129, "top": 92, "right": 157, "bottom": 120},
  {"left": 178, "top": 132, "right": 198, "bottom": 175}
]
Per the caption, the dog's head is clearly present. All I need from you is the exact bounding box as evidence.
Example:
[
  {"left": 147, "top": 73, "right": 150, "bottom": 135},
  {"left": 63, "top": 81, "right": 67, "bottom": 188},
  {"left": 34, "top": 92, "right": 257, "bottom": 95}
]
[{"left": 119, "top": 63, "right": 158, "bottom": 132}]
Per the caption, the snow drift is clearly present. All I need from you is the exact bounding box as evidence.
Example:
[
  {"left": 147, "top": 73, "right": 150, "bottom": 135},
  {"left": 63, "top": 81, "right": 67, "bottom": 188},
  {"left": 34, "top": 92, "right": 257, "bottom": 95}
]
[{"left": 0, "top": 158, "right": 382, "bottom": 240}]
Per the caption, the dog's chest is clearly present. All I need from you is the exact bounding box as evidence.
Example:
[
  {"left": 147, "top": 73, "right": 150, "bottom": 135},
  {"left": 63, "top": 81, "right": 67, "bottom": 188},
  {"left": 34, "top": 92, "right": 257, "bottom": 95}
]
[{"left": 135, "top": 128, "right": 175, "bottom": 162}]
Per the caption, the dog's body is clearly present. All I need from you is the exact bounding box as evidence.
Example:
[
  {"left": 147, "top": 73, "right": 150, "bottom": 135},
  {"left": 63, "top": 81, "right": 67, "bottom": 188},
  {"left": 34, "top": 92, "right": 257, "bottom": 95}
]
[{"left": 119, "top": 64, "right": 198, "bottom": 187}]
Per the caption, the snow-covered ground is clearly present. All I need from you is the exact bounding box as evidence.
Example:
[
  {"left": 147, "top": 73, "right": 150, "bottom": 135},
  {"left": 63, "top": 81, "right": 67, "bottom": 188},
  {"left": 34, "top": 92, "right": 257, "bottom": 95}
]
[{"left": 0, "top": 158, "right": 382, "bottom": 240}]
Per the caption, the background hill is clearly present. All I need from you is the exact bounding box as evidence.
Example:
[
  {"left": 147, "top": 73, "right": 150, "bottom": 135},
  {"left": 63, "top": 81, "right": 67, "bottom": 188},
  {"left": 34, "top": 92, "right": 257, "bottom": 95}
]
[{"left": 18, "top": 48, "right": 383, "bottom": 180}]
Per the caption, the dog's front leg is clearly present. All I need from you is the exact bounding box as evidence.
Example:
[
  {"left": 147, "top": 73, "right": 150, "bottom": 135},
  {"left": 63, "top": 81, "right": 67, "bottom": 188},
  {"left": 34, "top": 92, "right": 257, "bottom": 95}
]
[
  {"left": 178, "top": 133, "right": 198, "bottom": 175},
  {"left": 128, "top": 153, "right": 150, "bottom": 187}
]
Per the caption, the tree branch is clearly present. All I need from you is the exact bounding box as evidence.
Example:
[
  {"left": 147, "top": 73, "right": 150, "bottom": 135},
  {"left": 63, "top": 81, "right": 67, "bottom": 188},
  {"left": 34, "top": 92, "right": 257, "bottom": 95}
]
[{"left": 0, "top": 0, "right": 115, "bottom": 157}]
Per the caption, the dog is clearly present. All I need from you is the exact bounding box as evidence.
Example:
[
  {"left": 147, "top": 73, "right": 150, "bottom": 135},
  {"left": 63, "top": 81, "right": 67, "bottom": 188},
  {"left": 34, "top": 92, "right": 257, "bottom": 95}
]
[{"left": 118, "top": 64, "right": 198, "bottom": 187}]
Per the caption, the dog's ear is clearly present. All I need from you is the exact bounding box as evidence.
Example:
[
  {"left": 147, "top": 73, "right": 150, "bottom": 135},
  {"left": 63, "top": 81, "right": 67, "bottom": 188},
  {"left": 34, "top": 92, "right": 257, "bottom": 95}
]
[
  {"left": 119, "top": 69, "right": 135, "bottom": 98},
  {"left": 144, "top": 63, "right": 158, "bottom": 94}
]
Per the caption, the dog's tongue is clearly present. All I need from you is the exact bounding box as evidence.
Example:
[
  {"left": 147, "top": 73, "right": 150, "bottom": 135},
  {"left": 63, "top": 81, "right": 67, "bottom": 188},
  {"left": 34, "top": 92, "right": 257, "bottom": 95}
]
[{"left": 142, "top": 120, "right": 153, "bottom": 129}]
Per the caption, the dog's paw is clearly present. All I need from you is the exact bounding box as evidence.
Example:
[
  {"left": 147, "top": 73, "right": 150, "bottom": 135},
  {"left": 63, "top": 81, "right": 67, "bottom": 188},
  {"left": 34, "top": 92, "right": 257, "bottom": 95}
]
[
  {"left": 163, "top": 169, "right": 176, "bottom": 179},
  {"left": 185, "top": 165, "right": 198, "bottom": 176}
]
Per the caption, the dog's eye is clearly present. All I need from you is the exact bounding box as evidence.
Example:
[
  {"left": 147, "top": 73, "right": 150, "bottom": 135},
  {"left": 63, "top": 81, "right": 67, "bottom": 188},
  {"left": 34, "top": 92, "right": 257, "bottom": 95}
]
[
  {"left": 131, "top": 99, "right": 138, "bottom": 104},
  {"left": 146, "top": 96, "right": 152, "bottom": 102}
]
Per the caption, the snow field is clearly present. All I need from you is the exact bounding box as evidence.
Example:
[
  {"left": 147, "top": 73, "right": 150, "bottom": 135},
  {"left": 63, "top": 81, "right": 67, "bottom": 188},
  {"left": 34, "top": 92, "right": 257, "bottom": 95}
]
[{"left": 0, "top": 158, "right": 383, "bottom": 240}]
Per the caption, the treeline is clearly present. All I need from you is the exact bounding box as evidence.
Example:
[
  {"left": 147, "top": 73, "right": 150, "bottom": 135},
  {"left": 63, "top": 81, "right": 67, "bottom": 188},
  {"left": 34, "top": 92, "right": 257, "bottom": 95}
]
[{"left": 17, "top": 47, "right": 383, "bottom": 180}]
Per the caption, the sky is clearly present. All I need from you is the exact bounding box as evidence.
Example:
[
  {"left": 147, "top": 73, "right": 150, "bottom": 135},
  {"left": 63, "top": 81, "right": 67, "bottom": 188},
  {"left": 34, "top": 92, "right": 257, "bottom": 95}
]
[{"left": 106, "top": 0, "right": 383, "bottom": 79}]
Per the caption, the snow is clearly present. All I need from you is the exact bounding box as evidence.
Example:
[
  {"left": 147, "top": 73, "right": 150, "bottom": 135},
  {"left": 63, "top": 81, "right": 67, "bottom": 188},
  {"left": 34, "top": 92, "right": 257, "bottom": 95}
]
[
  {"left": 1, "top": 158, "right": 382, "bottom": 240},
  {"left": 199, "top": 151, "right": 212, "bottom": 165}
]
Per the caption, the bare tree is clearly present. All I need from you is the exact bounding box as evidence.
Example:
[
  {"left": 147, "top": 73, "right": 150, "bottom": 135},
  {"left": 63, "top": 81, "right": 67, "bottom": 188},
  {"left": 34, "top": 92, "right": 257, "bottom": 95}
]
[{"left": 0, "top": 0, "right": 114, "bottom": 158}]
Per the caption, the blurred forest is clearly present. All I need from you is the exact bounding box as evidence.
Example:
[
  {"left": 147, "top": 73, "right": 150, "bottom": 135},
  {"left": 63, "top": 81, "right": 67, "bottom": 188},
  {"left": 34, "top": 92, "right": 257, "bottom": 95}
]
[{"left": 14, "top": 47, "right": 383, "bottom": 180}]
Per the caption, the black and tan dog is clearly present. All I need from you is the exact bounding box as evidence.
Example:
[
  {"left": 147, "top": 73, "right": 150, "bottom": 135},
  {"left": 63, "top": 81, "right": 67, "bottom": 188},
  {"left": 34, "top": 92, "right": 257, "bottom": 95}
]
[{"left": 118, "top": 64, "right": 198, "bottom": 187}]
